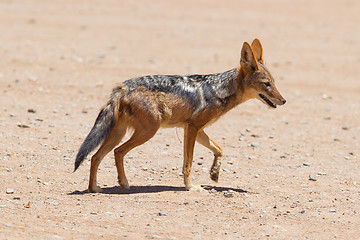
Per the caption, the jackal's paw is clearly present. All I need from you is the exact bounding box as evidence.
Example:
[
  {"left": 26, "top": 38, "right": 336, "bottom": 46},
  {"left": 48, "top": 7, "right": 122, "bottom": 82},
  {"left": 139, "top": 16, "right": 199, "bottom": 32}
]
[
  {"left": 186, "top": 184, "right": 205, "bottom": 192},
  {"left": 88, "top": 185, "right": 101, "bottom": 193},
  {"left": 119, "top": 181, "right": 130, "bottom": 189},
  {"left": 210, "top": 168, "right": 219, "bottom": 182}
]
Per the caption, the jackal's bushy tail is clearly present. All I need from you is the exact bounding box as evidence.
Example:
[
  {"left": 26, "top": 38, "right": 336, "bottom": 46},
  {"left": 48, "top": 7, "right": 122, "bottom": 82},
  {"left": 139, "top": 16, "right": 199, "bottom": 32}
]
[{"left": 74, "top": 85, "right": 127, "bottom": 171}]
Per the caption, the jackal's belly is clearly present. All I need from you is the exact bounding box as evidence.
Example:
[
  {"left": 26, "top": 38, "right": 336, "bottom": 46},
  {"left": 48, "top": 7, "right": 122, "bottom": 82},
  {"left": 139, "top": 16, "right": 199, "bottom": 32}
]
[{"left": 157, "top": 93, "right": 194, "bottom": 128}]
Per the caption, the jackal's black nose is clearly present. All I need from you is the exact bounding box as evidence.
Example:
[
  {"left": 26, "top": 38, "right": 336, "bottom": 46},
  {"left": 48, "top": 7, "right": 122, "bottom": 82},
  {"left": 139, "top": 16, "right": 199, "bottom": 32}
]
[{"left": 282, "top": 99, "right": 286, "bottom": 104}]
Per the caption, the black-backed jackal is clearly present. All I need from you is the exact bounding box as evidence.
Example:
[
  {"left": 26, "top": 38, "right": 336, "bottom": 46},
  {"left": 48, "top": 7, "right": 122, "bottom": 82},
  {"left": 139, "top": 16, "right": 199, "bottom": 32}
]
[{"left": 74, "top": 39, "right": 286, "bottom": 193}]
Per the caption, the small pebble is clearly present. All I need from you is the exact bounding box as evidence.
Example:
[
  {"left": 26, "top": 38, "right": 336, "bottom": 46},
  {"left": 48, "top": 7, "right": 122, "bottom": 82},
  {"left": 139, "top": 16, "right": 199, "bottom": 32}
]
[
  {"left": 222, "top": 168, "right": 231, "bottom": 173},
  {"left": 303, "top": 162, "right": 311, "bottom": 166},
  {"left": 17, "top": 123, "right": 30, "bottom": 128},
  {"left": 6, "top": 188, "right": 14, "bottom": 194},
  {"left": 329, "top": 209, "right": 336, "bottom": 213},
  {"left": 223, "top": 191, "right": 233, "bottom": 198},
  {"left": 309, "top": 175, "right": 317, "bottom": 181},
  {"left": 250, "top": 142, "right": 260, "bottom": 148},
  {"left": 28, "top": 75, "right": 38, "bottom": 82},
  {"left": 146, "top": 234, "right": 161, "bottom": 239},
  {"left": 95, "top": 53, "right": 106, "bottom": 58},
  {"left": 342, "top": 126, "right": 349, "bottom": 130},
  {"left": 157, "top": 212, "right": 167, "bottom": 216}
]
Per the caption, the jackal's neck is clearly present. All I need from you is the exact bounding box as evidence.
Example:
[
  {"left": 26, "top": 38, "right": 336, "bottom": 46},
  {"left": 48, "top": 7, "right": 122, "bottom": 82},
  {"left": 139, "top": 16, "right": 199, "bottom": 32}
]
[{"left": 219, "top": 66, "right": 249, "bottom": 112}]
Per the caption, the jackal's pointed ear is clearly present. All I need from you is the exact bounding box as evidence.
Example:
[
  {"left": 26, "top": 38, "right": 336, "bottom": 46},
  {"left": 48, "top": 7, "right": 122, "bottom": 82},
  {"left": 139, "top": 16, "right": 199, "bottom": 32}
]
[
  {"left": 240, "top": 42, "right": 259, "bottom": 71},
  {"left": 251, "top": 38, "right": 263, "bottom": 64}
]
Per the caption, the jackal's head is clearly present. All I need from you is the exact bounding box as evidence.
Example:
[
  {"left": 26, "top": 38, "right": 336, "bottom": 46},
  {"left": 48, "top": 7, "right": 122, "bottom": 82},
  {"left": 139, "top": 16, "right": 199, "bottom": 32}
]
[{"left": 239, "top": 39, "right": 286, "bottom": 108}]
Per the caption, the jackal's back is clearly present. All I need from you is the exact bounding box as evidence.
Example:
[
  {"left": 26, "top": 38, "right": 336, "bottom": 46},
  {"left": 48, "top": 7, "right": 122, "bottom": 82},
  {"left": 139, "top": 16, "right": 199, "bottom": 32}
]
[{"left": 123, "top": 68, "right": 239, "bottom": 112}]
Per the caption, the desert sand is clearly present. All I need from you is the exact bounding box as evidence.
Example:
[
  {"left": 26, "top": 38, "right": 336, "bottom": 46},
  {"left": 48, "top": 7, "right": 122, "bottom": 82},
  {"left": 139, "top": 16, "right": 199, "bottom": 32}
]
[{"left": 0, "top": 0, "right": 359, "bottom": 239}]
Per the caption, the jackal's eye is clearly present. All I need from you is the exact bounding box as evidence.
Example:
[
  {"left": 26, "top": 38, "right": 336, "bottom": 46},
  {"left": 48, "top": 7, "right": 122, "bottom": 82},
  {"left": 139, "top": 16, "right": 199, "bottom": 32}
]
[{"left": 264, "top": 81, "right": 271, "bottom": 87}]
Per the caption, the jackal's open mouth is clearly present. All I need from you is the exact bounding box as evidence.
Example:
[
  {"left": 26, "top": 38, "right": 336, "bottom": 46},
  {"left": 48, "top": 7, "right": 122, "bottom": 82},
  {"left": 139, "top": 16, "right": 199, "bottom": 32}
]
[{"left": 259, "top": 94, "right": 277, "bottom": 108}]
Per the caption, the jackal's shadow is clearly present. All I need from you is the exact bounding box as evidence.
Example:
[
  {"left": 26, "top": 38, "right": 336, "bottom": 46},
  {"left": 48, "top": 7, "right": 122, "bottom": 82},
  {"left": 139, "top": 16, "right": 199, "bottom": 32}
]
[
  {"left": 201, "top": 185, "right": 247, "bottom": 193},
  {"left": 69, "top": 185, "right": 185, "bottom": 195},
  {"left": 69, "top": 184, "right": 247, "bottom": 195}
]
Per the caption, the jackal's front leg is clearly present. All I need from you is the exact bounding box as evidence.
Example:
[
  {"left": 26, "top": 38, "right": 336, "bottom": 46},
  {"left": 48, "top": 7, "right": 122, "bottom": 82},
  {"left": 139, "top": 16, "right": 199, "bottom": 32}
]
[
  {"left": 183, "top": 125, "right": 202, "bottom": 191},
  {"left": 196, "top": 130, "right": 223, "bottom": 182}
]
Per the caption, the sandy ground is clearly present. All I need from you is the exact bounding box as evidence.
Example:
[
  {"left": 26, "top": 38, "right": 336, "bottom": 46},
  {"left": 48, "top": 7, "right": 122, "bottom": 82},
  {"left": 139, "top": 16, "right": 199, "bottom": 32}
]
[{"left": 1, "top": 0, "right": 359, "bottom": 239}]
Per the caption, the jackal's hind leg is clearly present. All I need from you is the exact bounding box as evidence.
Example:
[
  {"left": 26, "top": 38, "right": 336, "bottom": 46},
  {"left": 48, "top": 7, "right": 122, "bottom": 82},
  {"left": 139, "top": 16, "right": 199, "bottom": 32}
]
[
  {"left": 114, "top": 125, "right": 159, "bottom": 189},
  {"left": 88, "top": 127, "right": 125, "bottom": 193},
  {"left": 196, "top": 130, "right": 223, "bottom": 182}
]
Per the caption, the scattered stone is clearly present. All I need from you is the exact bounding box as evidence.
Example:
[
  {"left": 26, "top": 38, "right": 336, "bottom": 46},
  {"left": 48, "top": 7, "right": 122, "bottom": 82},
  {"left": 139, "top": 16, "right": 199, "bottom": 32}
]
[
  {"left": 342, "top": 126, "right": 349, "bottom": 130},
  {"left": 197, "top": 161, "right": 203, "bottom": 166},
  {"left": 222, "top": 168, "right": 231, "bottom": 173},
  {"left": 71, "top": 55, "right": 83, "bottom": 63},
  {"left": 210, "top": 188, "right": 217, "bottom": 193},
  {"left": 245, "top": 202, "right": 252, "bottom": 207},
  {"left": 27, "top": 109, "right": 36, "bottom": 113},
  {"left": 27, "top": 75, "right": 38, "bottom": 82},
  {"left": 309, "top": 175, "right": 317, "bottom": 181},
  {"left": 6, "top": 188, "right": 14, "bottom": 194},
  {"left": 13, "top": 196, "right": 21, "bottom": 200},
  {"left": 317, "top": 172, "right": 327, "bottom": 175},
  {"left": 95, "top": 53, "right": 106, "bottom": 58},
  {"left": 223, "top": 191, "right": 233, "bottom": 198},
  {"left": 329, "top": 209, "right": 336, "bottom": 213},
  {"left": 300, "top": 210, "right": 306, "bottom": 214},
  {"left": 17, "top": 123, "right": 30, "bottom": 128},
  {"left": 322, "top": 94, "right": 332, "bottom": 100},
  {"left": 303, "top": 162, "right": 311, "bottom": 167},
  {"left": 146, "top": 234, "right": 161, "bottom": 239},
  {"left": 250, "top": 142, "right": 260, "bottom": 148},
  {"left": 157, "top": 212, "right": 167, "bottom": 216}
]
